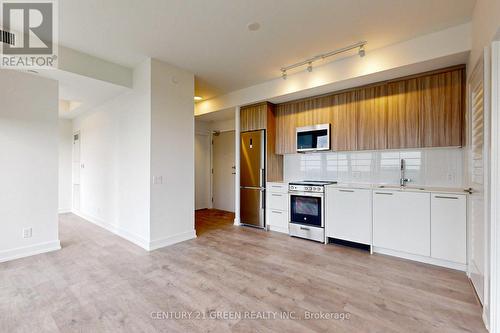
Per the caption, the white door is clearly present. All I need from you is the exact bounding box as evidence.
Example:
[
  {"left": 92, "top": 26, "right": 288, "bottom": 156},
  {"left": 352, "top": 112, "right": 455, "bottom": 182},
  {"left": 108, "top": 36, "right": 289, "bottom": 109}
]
[
  {"left": 195, "top": 133, "right": 211, "bottom": 210},
  {"left": 212, "top": 131, "right": 235, "bottom": 212},
  {"left": 468, "top": 59, "right": 487, "bottom": 305},
  {"left": 72, "top": 132, "right": 81, "bottom": 211}
]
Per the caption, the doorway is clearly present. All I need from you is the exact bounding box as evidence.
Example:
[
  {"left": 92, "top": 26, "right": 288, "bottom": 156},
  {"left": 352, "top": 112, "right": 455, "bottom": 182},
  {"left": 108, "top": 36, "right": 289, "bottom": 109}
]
[{"left": 212, "top": 130, "right": 235, "bottom": 212}]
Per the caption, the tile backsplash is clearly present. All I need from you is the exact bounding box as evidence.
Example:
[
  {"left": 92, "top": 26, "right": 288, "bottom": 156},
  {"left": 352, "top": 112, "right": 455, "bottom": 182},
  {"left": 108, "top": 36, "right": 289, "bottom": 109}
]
[{"left": 284, "top": 148, "right": 465, "bottom": 187}]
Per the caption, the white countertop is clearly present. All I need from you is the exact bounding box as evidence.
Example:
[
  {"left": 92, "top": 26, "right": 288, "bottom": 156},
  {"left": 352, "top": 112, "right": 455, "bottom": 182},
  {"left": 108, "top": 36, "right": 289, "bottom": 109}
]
[{"left": 326, "top": 183, "right": 468, "bottom": 195}]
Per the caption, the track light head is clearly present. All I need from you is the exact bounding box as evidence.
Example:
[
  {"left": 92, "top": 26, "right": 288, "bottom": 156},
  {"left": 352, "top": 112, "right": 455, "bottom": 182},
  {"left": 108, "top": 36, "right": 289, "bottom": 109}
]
[
  {"left": 358, "top": 45, "right": 366, "bottom": 58},
  {"left": 307, "top": 62, "right": 313, "bottom": 73},
  {"left": 281, "top": 70, "right": 287, "bottom": 80}
]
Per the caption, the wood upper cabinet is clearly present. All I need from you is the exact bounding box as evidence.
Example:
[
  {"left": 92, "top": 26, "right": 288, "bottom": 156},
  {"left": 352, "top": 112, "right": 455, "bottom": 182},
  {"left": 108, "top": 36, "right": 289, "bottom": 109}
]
[
  {"left": 387, "top": 78, "right": 421, "bottom": 149},
  {"left": 241, "top": 103, "right": 267, "bottom": 132},
  {"left": 331, "top": 91, "right": 357, "bottom": 151},
  {"left": 273, "top": 65, "right": 465, "bottom": 154},
  {"left": 419, "top": 69, "right": 465, "bottom": 147},
  {"left": 356, "top": 85, "right": 388, "bottom": 150}
]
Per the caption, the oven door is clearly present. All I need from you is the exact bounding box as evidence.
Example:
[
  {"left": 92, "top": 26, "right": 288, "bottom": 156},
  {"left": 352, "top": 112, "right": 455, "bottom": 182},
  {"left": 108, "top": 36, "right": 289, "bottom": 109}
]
[{"left": 289, "top": 192, "right": 323, "bottom": 227}]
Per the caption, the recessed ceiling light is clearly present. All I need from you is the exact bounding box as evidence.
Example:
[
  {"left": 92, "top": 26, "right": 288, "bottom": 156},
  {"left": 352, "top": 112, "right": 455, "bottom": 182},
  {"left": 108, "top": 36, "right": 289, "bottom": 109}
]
[
  {"left": 194, "top": 96, "right": 203, "bottom": 101},
  {"left": 247, "top": 22, "right": 261, "bottom": 31}
]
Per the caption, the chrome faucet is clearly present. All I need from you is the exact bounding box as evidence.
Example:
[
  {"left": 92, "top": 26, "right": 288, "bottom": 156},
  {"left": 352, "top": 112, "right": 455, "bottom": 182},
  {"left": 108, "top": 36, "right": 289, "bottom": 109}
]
[{"left": 400, "top": 159, "right": 411, "bottom": 187}]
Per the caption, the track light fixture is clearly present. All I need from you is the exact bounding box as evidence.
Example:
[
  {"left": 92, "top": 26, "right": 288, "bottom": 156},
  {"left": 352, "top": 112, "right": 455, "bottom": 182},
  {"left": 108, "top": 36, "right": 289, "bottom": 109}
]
[
  {"left": 358, "top": 45, "right": 365, "bottom": 58},
  {"left": 281, "top": 69, "right": 287, "bottom": 80},
  {"left": 280, "top": 41, "right": 367, "bottom": 79}
]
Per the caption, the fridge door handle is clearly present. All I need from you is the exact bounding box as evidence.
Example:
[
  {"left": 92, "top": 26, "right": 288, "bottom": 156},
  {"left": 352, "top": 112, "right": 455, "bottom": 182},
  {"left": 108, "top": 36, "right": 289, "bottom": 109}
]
[{"left": 260, "top": 168, "right": 265, "bottom": 188}]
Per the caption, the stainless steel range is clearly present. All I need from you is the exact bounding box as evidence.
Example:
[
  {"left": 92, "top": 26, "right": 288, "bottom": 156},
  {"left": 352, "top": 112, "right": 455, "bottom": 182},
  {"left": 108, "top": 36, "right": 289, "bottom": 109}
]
[{"left": 288, "top": 180, "right": 337, "bottom": 242}]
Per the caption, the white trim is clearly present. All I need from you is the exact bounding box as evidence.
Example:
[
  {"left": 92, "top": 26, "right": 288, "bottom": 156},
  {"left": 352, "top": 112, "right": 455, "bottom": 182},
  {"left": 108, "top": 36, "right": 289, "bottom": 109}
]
[
  {"left": 0, "top": 240, "right": 61, "bottom": 263},
  {"left": 234, "top": 106, "right": 241, "bottom": 226},
  {"left": 489, "top": 40, "right": 500, "bottom": 333},
  {"left": 149, "top": 230, "right": 197, "bottom": 251},
  {"left": 73, "top": 211, "right": 150, "bottom": 250},
  {"left": 58, "top": 208, "right": 72, "bottom": 214},
  {"left": 373, "top": 247, "right": 467, "bottom": 271}
]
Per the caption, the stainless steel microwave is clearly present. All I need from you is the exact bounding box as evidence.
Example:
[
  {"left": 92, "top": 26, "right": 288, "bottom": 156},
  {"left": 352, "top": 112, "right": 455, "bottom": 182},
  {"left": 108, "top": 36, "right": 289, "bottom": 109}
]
[{"left": 296, "top": 124, "right": 331, "bottom": 152}]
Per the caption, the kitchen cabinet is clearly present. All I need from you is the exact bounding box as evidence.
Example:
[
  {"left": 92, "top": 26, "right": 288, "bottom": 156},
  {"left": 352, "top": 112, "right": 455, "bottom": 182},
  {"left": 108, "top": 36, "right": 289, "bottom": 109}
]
[
  {"left": 265, "top": 182, "right": 288, "bottom": 233},
  {"left": 356, "top": 85, "right": 388, "bottom": 150},
  {"left": 325, "top": 187, "right": 372, "bottom": 245},
  {"left": 274, "top": 65, "right": 466, "bottom": 153},
  {"left": 431, "top": 193, "right": 466, "bottom": 264},
  {"left": 241, "top": 103, "right": 267, "bottom": 131},
  {"left": 420, "top": 69, "right": 465, "bottom": 147},
  {"left": 387, "top": 78, "right": 421, "bottom": 148},
  {"left": 373, "top": 190, "right": 431, "bottom": 256},
  {"left": 331, "top": 91, "right": 357, "bottom": 151}
]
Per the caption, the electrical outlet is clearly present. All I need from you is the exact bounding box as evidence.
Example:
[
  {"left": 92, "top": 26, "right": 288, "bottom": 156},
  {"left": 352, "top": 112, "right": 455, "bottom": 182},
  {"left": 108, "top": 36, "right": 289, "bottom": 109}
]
[
  {"left": 153, "top": 176, "right": 163, "bottom": 185},
  {"left": 22, "top": 228, "right": 32, "bottom": 239}
]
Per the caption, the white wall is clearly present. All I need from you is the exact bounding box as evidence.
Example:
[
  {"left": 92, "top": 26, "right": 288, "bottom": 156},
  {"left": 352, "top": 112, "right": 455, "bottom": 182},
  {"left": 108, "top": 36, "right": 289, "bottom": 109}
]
[
  {"left": 0, "top": 70, "right": 60, "bottom": 262},
  {"left": 284, "top": 148, "right": 465, "bottom": 188},
  {"left": 72, "top": 59, "right": 151, "bottom": 248},
  {"left": 469, "top": 0, "right": 500, "bottom": 67},
  {"left": 58, "top": 119, "right": 73, "bottom": 213},
  {"left": 149, "top": 59, "right": 196, "bottom": 249}
]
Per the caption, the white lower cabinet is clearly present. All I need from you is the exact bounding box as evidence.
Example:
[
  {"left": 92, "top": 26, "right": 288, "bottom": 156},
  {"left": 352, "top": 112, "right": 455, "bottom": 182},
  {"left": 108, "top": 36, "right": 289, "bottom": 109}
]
[
  {"left": 266, "top": 183, "right": 289, "bottom": 234},
  {"left": 266, "top": 209, "right": 288, "bottom": 233},
  {"left": 373, "top": 190, "right": 431, "bottom": 257},
  {"left": 431, "top": 193, "right": 467, "bottom": 264},
  {"left": 325, "top": 187, "right": 372, "bottom": 245}
]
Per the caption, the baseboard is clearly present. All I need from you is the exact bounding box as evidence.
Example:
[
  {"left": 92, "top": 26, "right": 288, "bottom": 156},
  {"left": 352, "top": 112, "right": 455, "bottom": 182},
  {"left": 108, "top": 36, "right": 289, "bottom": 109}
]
[
  {"left": 149, "top": 230, "right": 197, "bottom": 251},
  {"left": 0, "top": 240, "right": 61, "bottom": 263},
  {"left": 269, "top": 225, "right": 289, "bottom": 234},
  {"left": 373, "top": 247, "right": 467, "bottom": 271},
  {"left": 58, "top": 208, "right": 72, "bottom": 214},
  {"left": 234, "top": 217, "right": 241, "bottom": 226},
  {"left": 73, "top": 211, "right": 150, "bottom": 251}
]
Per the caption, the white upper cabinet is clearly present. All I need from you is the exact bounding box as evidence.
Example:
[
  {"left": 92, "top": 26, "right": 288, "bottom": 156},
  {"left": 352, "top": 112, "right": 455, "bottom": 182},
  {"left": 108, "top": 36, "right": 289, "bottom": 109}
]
[
  {"left": 373, "top": 190, "right": 431, "bottom": 256},
  {"left": 431, "top": 193, "right": 467, "bottom": 264},
  {"left": 325, "top": 187, "right": 372, "bottom": 245}
]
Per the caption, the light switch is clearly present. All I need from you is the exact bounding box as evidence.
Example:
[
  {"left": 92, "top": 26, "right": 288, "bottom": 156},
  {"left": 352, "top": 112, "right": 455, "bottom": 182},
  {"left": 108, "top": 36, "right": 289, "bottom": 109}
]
[
  {"left": 23, "top": 228, "right": 32, "bottom": 238},
  {"left": 153, "top": 176, "right": 163, "bottom": 184}
]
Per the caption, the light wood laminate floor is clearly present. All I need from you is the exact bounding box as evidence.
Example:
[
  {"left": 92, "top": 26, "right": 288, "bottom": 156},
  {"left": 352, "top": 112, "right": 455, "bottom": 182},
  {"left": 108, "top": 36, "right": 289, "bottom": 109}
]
[{"left": 0, "top": 210, "right": 486, "bottom": 333}]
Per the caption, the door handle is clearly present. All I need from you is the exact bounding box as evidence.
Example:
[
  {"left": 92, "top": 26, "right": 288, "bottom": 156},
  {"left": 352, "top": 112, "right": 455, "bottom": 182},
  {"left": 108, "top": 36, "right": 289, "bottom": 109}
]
[
  {"left": 435, "top": 196, "right": 459, "bottom": 200},
  {"left": 300, "top": 227, "right": 310, "bottom": 231},
  {"left": 375, "top": 192, "right": 393, "bottom": 195},
  {"left": 271, "top": 194, "right": 282, "bottom": 197},
  {"left": 339, "top": 189, "right": 355, "bottom": 193}
]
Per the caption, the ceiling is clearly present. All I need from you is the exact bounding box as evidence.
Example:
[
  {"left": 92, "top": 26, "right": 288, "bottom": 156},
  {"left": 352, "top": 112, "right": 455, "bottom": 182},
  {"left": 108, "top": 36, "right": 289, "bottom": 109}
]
[
  {"left": 59, "top": 0, "right": 476, "bottom": 100},
  {"left": 35, "top": 70, "right": 129, "bottom": 119}
]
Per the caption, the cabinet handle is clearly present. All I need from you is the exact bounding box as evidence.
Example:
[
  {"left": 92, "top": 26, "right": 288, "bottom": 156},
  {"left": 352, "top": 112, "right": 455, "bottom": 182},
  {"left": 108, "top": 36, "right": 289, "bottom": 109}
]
[
  {"left": 271, "top": 210, "right": 282, "bottom": 214},
  {"left": 375, "top": 192, "right": 393, "bottom": 195},
  {"left": 339, "top": 189, "right": 355, "bottom": 193},
  {"left": 271, "top": 194, "right": 282, "bottom": 197},
  {"left": 300, "top": 227, "right": 310, "bottom": 231},
  {"left": 271, "top": 186, "right": 282, "bottom": 188},
  {"left": 435, "top": 196, "right": 459, "bottom": 200}
]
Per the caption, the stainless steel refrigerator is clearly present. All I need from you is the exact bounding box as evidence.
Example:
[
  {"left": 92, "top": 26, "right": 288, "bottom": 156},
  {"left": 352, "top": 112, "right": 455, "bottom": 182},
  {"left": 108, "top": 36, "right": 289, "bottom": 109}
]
[{"left": 240, "top": 130, "right": 265, "bottom": 228}]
